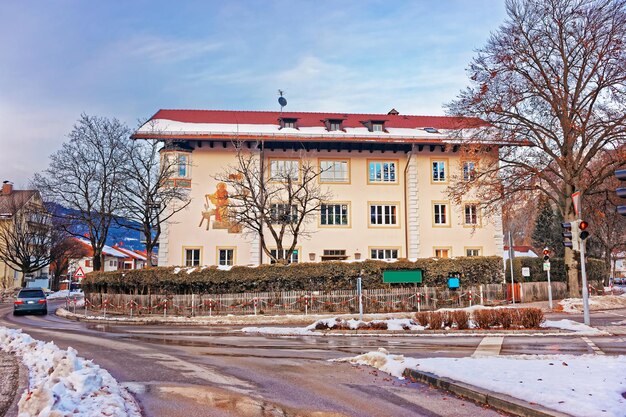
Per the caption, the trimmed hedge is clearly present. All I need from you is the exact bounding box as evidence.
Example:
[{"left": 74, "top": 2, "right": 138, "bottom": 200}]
[
  {"left": 505, "top": 257, "right": 608, "bottom": 283},
  {"left": 82, "top": 257, "right": 505, "bottom": 295}
]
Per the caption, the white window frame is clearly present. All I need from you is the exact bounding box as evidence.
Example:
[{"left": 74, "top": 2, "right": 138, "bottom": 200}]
[
  {"left": 464, "top": 203, "right": 479, "bottom": 226},
  {"left": 269, "top": 159, "right": 300, "bottom": 181},
  {"left": 218, "top": 248, "right": 235, "bottom": 266},
  {"left": 433, "top": 203, "right": 449, "bottom": 226},
  {"left": 270, "top": 203, "right": 298, "bottom": 224},
  {"left": 372, "top": 123, "right": 384, "bottom": 132},
  {"left": 184, "top": 248, "right": 201, "bottom": 267},
  {"left": 465, "top": 248, "right": 481, "bottom": 257},
  {"left": 463, "top": 160, "right": 477, "bottom": 181},
  {"left": 320, "top": 203, "right": 349, "bottom": 226},
  {"left": 269, "top": 248, "right": 299, "bottom": 264},
  {"left": 319, "top": 160, "right": 349, "bottom": 183},
  {"left": 369, "top": 203, "right": 399, "bottom": 226},
  {"left": 368, "top": 160, "right": 398, "bottom": 184},
  {"left": 431, "top": 160, "right": 447, "bottom": 183},
  {"left": 370, "top": 248, "right": 399, "bottom": 260}
]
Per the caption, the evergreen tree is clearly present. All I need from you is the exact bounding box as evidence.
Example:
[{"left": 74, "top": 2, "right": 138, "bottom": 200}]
[{"left": 532, "top": 198, "right": 564, "bottom": 258}]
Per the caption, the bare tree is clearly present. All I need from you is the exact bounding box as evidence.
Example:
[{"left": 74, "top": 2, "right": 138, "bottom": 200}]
[
  {"left": 118, "top": 137, "right": 191, "bottom": 267},
  {"left": 35, "top": 114, "right": 130, "bottom": 271},
  {"left": 48, "top": 236, "right": 88, "bottom": 290},
  {"left": 215, "top": 143, "right": 331, "bottom": 264},
  {"left": 446, "top": 0, "right": 626, "bottom": 296},
  {"left": 0, "top": 200, "right": 59, "bottom": 286}
]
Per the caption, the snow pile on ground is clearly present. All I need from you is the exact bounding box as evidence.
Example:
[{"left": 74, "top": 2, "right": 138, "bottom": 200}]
[
  {"left": 335, "top": 350, "right": 626, "bottom": 417},
  {"left": 0, "top": 327, "right": 141, "bottom": 417},
  {"left": 542, "top": 319, "right": 606, "bottom": 335},
  {"left": 560, "top": 295, "right": 626, "bottom": 313},
  {"left": 46, "top": 290, "right": 83, "bottom": 300},
  {"left": 305, "top": 317, "right": 425, "bottom": 331},
  {"left": 241, "top": 326, "right": 319, "bottom": 335}
]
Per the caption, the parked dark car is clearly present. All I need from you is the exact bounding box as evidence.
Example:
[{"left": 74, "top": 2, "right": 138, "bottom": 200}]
[{"left": 13, "top": 288, "right": 47, "bottom": 315}]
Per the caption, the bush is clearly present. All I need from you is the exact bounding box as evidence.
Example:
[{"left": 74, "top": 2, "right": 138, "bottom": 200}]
[
  {"left": 428, "top": 312, "right": 444, "bottom": 330},
  {"left": 516, "top": 308, "right": 545, "bottom": 328},
  {"left": 472, "top": 309, "right": 493, "bottom": 329},
  {"left": 505, "top": 257, "right": 607, "bottom": 283},
  {"left": 450, "top": 310, "right": 470, "bottom": 330},
  {"left": 82, "top": 257, "right": 505, "bottom": 295},
  {"left": 493, "top": 308, "right": 513, "bottom": 329},
  {"left": 414, "top": 312, "right": 429, "bottom": 327}
]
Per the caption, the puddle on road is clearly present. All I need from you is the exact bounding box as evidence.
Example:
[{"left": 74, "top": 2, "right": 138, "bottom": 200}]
[{"left": 159, "top": 384, "right": 349, "bottom": 417}]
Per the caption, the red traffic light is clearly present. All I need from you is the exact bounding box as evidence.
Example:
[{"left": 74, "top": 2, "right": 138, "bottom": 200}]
[
  {"left": 579, "top": 221, "right": 588, "bottom": 230},
  {"left": 543, "top": 249, "right": 550, "bottom": 256}
]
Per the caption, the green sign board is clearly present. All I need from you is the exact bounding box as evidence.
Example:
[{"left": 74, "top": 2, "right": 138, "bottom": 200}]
[{"left": 383, "top": 270, "right": 423, "bottom": 284}]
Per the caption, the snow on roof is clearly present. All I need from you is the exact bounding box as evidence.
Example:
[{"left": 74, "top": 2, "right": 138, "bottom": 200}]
[
  {"left": 74, "top": 238, "right": 129, "bottom": 258},
  {"left": 132, "top": 109, "right": 492, "bottom": 144},
  {"left": 113, "top": 246, "right": 147, "bottom": 261}
]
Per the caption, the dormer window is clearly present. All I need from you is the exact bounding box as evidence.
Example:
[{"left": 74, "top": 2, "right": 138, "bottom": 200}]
[
  {"left": 362, "top": 119, "right": 387, "bottom": 132},
  {"left": 324, "top": 118, "right": 345, "bottom": 132},
  {"left": 279, "top": 117, "right": 299, "bottom": 129}
]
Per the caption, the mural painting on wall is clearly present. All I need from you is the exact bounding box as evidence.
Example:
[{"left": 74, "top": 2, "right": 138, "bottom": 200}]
[{"left": 199, "top": 181, "right": 241, "bottom": 234}]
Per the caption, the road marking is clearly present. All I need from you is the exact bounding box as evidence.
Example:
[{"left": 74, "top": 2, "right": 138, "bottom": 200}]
[
  {"left": 581, "top": 337, "right": 605, "bottom": 355},
  {"left": 471, "top": 336, "right": 503, "bottom": 357},
  {"left": 606, "top": 311, "right": 626, "bottom": 318}
]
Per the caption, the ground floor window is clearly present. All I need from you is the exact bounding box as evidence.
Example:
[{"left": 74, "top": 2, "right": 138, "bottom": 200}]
[
  {"left": 321, "top": 249, "right": 347, "bottom": 261},
  {"left": 370, "top": 248, "right": 399, "bottom": 260},
  {"left": 465, "top": 248, "right": 481, "bottom": 257},
  {"left": 434, "top": 248, "right": 450, "bottom": 258},
  {"left": 184, "top": 248, "right": 201, "bottom": 266},
  {"left": 218, "top": 248, "right": 235, "bottom": 266},
  {"left": 269, "top": 249, "right": 299, "bottom": 264}
]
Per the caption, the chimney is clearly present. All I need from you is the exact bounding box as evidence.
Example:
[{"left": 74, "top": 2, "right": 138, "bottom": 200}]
[{"left": 1, "top": 181, "right": 13, "bottom": 196}]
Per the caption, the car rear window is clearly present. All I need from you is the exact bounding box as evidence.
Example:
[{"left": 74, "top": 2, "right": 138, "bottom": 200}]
[{"left": 18, "top": 290, "right": 45, "bottom": 298}]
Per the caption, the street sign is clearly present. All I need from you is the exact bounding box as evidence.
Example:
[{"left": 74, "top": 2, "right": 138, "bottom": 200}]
[
  {"left": 74, "top": 267, "right": 86, "bottom": 280},
  {"left": 521, "top": 267, "right": 531, "bottom": 277},
  {"left": 543, "top": 262, "right": 550, "bottom": 271},
  {"left": 383, "top": 270, "right": 423, "bottom": 283}
]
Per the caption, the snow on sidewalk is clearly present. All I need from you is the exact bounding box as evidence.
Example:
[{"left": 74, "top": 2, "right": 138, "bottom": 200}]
[
  {"left": 242, "top": 317, "right": 606, "bottom": 336},
  {"left": 0, "top": 327, "right": 141, "bottom": 417},
  {"left": 334, "top": 349, "right": 626, "bottom": 417},
  {"left": 46, "top": 290, "right": 84, "bottom": 300},
  {"left": 560, "top": 294, "right": 626, "bottom": 313}
]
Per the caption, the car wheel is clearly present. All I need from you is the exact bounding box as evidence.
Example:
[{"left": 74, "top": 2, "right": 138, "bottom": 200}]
[
  {"left": 13, "top": 311, "right": 19, "bottom": 316},
  {"left": 42, "top": 309, "right": 47, "bottom": 315}
]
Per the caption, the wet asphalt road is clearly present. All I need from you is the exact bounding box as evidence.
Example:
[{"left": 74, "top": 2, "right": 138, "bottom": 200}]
[{"left": 1, "top": 301, "right": 625, "bottom": 417}]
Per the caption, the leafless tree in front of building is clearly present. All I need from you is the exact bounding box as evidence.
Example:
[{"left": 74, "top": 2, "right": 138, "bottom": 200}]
[
  {"left": 216, "top": 143, "right": 331, "bottom": 264},
  {"left": 118, "top": 136, "right": 191, "bottom": 267},
  {"left": 446, "top": 0, "right": 626, "bottom": 296}
]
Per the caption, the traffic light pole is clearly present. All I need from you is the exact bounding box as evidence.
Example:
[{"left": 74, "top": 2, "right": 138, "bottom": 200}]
[
  {"left": 546, "top": 267, "right": 552, "bottom": 310},
  {"left": 579, "top": 240, "right": 591, "bottom": 326}
]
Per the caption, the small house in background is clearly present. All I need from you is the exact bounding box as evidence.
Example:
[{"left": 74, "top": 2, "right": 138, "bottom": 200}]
[
  {"left": 67, "top": 238, "right": 149, "bottom": 285},
  {"left": 112, "top": 244, "right": 147, "bottom": 270},
  {"left": 502, "top": 245, "right": 539, "bottom": 261},
  {"left": 612, "top": 251, "right": 626, "bottom": 278}
]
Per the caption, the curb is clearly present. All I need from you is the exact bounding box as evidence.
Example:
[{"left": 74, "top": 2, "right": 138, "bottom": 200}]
[{"left": 403, "top": 368, "right": 571, "bottom": 417}]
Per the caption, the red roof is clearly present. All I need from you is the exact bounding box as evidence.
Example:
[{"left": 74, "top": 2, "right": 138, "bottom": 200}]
[{"left": 147, "top": 109, "right": 484, "bottom": 130}]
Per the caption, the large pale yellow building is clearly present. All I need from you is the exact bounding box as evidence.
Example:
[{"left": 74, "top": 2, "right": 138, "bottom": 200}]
[{"left": 133, "top": 109, "right": 504, "bottom": 267}]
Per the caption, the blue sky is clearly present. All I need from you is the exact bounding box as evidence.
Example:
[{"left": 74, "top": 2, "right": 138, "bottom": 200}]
[{"left": 0, "top": 1, "right": 507, "bottom": 186}]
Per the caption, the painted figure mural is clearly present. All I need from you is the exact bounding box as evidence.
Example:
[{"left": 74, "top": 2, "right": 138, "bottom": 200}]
[{"left": 199, "top": 182, "right": 241, "bottom": 233}]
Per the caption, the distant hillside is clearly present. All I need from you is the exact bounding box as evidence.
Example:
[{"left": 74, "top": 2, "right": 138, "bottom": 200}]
[{"left": 46, "top": 203, "right": 149, "bottom": 252}]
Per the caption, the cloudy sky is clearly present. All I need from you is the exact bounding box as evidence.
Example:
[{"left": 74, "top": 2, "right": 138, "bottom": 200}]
[{"left": 0, "top": 1, "right": 507, "bottom": 186}]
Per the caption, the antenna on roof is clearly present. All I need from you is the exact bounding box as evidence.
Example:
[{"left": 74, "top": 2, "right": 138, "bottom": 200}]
[{"left": 278, "top": 90, "right": 287, "bottom": 114}]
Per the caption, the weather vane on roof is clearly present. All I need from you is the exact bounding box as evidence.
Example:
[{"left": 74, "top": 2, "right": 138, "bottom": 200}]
[{"left": 278, "top": 90, "right": 287, "bottom": 114}]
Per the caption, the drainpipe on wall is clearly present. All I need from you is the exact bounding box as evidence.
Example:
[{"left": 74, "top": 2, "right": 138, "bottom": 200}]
[
  {"left": 258, "top": 140, "right": 265, "bottom": 266},
  {"left": 403, "top": 148, "right": 413, "bottom": 259}
]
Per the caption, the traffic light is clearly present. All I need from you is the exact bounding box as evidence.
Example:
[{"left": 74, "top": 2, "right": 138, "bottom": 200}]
[
  {"left": 617, "top": 169, "right": 626, "bottom": 216},
  {"left": 542, "top": 248, "right": 550, "bottom": 261},
  {"left": 562, "top": 220, "right": 580, "bottom": 252},
  {"left": 578, "top": 220, "right": 590, "bottom": 243}
]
